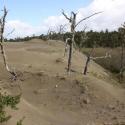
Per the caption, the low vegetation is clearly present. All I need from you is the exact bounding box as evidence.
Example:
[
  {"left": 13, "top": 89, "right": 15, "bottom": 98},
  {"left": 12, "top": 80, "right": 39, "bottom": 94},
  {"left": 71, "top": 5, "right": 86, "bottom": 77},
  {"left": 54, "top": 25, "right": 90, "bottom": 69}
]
[{"left": 0, "top": 91, "right": 21, "bottom": 124}]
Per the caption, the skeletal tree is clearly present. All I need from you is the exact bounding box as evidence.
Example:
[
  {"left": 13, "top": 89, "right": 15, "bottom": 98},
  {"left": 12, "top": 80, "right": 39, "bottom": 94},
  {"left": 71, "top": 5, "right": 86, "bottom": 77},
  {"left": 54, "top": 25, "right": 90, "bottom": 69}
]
[
  {"left": 83, "top": 47, "right": 111, "bottom": 75},
  {"left": 56, "top": 24, "right": 67, "bottom": 41},
  {"left": 62, "top": 10, "right": 102, "bottom": 73},
  {"left": 62, "top": 10, "right": 78, "bottom": 73},
  {"left": 0, "top": 6, "right": 17, "bottom": 80},
  {"left": 118, "top": 23, "right": 125, "bottom": 81},
  {"left": 47, "top": 28, "right": 56, "bottom": 40},
  {"left": 79, "top": 25, "right": 88, "bottom": 49}
]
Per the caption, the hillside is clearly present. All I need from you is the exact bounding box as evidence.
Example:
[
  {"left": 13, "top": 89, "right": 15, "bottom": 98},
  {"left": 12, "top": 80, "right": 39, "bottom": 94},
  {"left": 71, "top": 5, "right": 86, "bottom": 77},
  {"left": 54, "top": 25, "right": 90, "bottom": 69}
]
[{"left": 0, "top": 39, "right": 125, "bottom": 125}]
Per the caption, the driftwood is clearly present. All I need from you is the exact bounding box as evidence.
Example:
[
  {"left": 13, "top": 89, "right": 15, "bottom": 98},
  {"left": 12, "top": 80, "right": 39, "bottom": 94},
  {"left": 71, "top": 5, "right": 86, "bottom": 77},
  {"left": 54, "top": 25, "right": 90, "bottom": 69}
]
[
  {"left": 0, "top": 6, "right": 17, "bottom": 80},
  {"left": 62, "top": 10, "right": 102, "bottom": 73}
]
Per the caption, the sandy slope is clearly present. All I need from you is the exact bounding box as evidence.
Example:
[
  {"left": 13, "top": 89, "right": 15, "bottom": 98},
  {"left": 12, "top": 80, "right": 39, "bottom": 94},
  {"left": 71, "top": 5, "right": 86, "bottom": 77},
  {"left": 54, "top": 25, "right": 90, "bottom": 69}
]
[{"left": 0, "top": 39, "right": 125, "bottom": 125}]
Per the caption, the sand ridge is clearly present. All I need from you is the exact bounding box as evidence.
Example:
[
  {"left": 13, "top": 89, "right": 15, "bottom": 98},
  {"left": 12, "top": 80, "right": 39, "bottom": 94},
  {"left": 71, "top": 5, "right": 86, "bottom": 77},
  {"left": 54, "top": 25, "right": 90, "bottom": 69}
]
[{"left": 0, "top": 39, "right": 125, "bottom": 125}]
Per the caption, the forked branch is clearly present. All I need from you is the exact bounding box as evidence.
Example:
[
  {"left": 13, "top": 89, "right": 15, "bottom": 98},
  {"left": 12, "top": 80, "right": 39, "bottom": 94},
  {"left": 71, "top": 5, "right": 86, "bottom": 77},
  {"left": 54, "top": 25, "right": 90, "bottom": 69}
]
[{"left": 62, "top": 10, "right": 71, "bottom": 22}]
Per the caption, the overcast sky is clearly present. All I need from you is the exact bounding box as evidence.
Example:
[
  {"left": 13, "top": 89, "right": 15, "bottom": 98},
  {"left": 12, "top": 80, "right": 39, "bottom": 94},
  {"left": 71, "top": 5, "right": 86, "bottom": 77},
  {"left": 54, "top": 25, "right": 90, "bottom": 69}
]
[{"left": 0, "top": 0, "right": 125, "bottom": 38}]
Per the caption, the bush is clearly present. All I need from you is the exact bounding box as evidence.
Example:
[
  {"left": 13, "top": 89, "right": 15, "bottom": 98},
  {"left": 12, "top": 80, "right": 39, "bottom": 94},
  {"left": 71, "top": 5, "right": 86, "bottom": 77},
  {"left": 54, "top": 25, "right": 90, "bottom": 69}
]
[{"left": 0, "top": 92, "right": 21, "bottom": 123}]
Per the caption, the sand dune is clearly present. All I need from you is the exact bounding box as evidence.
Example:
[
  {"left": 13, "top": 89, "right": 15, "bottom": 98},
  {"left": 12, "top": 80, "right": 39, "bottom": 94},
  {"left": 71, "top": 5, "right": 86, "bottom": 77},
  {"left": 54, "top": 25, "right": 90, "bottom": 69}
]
[{"left": 0, "top": 39, "right": 125, "bottom": 125}]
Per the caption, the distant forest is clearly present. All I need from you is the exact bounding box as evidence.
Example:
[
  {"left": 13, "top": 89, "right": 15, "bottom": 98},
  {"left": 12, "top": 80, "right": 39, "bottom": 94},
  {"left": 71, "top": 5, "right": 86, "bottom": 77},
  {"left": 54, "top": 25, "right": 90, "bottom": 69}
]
[{"left": 6, "top": 28, "right": 124, "bottom": 48}]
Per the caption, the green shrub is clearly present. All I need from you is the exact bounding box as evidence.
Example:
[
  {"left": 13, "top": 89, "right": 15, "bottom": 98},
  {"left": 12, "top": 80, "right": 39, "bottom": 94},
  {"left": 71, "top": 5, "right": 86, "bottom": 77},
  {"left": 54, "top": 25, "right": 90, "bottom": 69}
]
[{"left": 0, "top": 92, "right": 21, "bottom": 123}]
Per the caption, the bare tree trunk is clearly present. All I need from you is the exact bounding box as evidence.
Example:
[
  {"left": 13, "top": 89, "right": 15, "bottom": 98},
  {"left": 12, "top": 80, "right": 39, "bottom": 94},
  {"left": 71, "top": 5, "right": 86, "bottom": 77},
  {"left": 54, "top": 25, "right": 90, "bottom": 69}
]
[
  {"left": 0, "top": 38, "right": 9, "bottom": 70},
  {"left": 67, "top": 31, "right": 76, "bottom": 72},
  {"left": 0, "top": 7, "right": 17, "bottom": 80},
  {"left": 64, "top": 38, "right": 69, "bottom": 57},
  {"left": 118, "top": 24, "right": 125, "bottom": 82},
  {"left": 83, "top": 48, "right": 94, "bottom": 75},
  {"left": 83, "top": 56, "right": 90, "bottom": 75},
  {"left": 120, "top": 42, "right": 124, "bottom": 81},
  {"left": 67, "top": 40, "right": 72, "bottom": 72}
]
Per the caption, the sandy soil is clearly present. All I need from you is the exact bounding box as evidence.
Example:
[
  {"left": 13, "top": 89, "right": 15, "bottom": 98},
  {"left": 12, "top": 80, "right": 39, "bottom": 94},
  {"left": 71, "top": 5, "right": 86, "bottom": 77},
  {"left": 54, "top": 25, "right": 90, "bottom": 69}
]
[{"left": 0, "top": 39, "right": 125, "bottom": 125}]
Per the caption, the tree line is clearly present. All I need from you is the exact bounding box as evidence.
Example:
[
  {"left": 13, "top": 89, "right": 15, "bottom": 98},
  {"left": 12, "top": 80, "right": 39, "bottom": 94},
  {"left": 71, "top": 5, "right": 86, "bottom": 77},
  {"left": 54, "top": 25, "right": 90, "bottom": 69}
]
[
  {"left": 42, "top": 29, "right": 122, "bottom": 48},
  {"left": 6, "top": 28, "right": 124, "bottom": 49}
]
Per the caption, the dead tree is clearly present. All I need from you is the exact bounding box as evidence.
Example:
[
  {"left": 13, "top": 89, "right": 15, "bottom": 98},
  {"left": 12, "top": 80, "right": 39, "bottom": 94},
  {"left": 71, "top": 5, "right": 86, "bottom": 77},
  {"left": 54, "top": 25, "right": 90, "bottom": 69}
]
[
  {"left": 62, "top": 10, "right": 102, "bottom": 73},
  {"left": 0, "top": 6, "right": 17, "bottom": 80},
  {"left": 120, "top": 42, "right": 125, "bottom": 80},
  {"left": 57, "top": 24, "right": 67, "bottom": 41},
  {"left": 83, "top": 48, "right": 94, "bottom": 75},
  {"left": 47, "top": 28, "right": 56, "bottom": 40},
  {"left": 119, "top": 23, "right": 125, "bottom": 81},
  {"left": 83, "top": 48, "right": 111, "bottom": 75},
  {"left": 79, "top": 26, "right": 88, "bottom": 49}
]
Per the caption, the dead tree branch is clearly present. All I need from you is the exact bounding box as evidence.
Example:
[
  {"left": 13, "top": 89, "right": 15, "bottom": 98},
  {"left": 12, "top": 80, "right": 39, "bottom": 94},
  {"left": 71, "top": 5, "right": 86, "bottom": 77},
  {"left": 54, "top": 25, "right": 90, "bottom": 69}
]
[
  {"left": 91, "top": 52, "right": 111, "bottom": 60},
  {"left": 83, "top": 49, "right": 111, "bottom": 75},
  {"left": 6, "top": 28, "right": 15, "bottom": 38},
  {"left": 62, "top": 10, "right": 71, "bottom": 22},
  {"left": 75, "top": 11, "right": 102, "bottom": 27}
]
